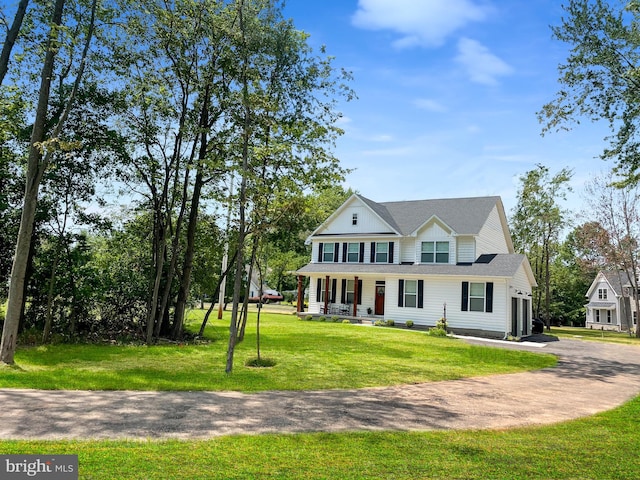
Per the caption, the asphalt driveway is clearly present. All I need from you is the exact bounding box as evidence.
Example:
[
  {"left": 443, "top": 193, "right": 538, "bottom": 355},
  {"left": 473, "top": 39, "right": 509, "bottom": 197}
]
[{"left": 0, "top": 337, "right": 639, "bottom": 440}]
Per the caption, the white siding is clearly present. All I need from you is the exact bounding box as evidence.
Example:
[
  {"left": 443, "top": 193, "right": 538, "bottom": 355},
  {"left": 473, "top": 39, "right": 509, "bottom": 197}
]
[
  {"left": 400, "top": 238, "right": 415, "bottom": 264},
  {"left": 383, "top": 275, "right": 509, "bottom": 334},
  {"left": 317, "top": 200, "right": 395, "bottom": 236},
  {"left": 456, "top": 236, "right": 475, "bottom": 263},
  {"left": 476, "top": 205, "right": 510, "bottom": 254}
]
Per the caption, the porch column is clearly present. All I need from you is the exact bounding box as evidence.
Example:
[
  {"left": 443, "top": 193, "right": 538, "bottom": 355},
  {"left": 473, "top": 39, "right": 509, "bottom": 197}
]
[
  {"left": 353, "top": 276, "right": 359, "bottom": 317},
  {"left": 296, "top": 275, "right": 304, "bottom": 313},
  {"left": 324, "top": 275, "right": 330, "bottom": 314}
]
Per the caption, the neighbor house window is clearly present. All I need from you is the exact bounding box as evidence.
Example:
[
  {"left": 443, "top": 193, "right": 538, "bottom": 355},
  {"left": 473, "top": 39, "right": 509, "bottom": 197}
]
[
  {"left": 398, "top": 279, "right": 424, "bottom": 308},
  {"left": 595, "top": 310, "right": 600, "bottom": 323},
  {"left": 598, "top": 288, "right": 608, "bottom": 300},
  {"left": 634, "top": 312, "right": 637, "bottom": 325},
  {"left": 607, "top": 310, "right": 612, "bottom": 323},
  {"left": 352, "top": 213, "right": 358, "bottom": 225},
  {"left": 421, "top": 241, "right": 449, "bottom": 263}
]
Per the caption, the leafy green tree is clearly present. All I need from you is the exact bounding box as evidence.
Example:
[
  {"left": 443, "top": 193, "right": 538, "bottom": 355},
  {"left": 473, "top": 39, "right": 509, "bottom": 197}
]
[
  {"left": 510, "top": 165, "right": 573, "bottom": 328},
  {"left": 540, "top": 0, "right": 640, "bottom": 184}
]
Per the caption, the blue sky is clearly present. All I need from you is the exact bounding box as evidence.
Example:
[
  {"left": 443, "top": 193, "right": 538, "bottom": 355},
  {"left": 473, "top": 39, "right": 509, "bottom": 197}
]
[{"left": 283, "top": 0, "right": 613, "bottom": 215}]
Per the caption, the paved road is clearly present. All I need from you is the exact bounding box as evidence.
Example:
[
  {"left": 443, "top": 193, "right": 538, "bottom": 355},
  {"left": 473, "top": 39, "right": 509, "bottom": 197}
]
[{"left": 1, "top": 337, "right": 639, "bottom": 440}]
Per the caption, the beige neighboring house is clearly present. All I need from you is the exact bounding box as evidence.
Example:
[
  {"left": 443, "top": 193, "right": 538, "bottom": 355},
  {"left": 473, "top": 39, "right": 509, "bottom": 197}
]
[
  {"left": 585, "top": 271, "right": 638, "bottom": 332},
  {"left": 296, "top": 194, "right": 537, "bottom": 339}
]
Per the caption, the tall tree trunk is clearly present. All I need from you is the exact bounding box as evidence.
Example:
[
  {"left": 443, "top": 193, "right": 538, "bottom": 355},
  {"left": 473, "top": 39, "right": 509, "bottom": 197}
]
[
  {"left": 198, "top": 248, "right": 238, "bottom": 337},
  {"left": 0, "top": 0, "right": 30, "bottom": 86},
  {"left": 0, "top": 0, "right": 66, "bottom": 365}
]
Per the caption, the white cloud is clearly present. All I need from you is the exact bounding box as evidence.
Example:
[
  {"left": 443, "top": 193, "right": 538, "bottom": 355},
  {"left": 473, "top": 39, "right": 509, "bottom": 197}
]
[
  {"left": 352, "top": 0, "right": 492, "bottom": 48},
  {"left": 455, "top": 37, "right": 513, "bottom": 85},
  {"left": 414, "top": 98, "right": 448, "bottom": 113}
]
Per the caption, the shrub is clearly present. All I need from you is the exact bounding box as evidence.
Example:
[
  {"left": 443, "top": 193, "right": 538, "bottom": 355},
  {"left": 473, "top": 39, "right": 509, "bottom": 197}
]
[
  {"left": 405, "top": 320, "right": 414, "bottom": 328},
  {"left": 436, "top": 317, "right": 448, "bottom": 331},
  {"left": 283, "top": 292, "right": 295, "bottom": 303},
  {"left": 427, "top": 327, "right": 448, "bottom": 337},
  {"left": 374, "top": 320, "right": 386, "bottom": 326},
  {"left": 385, "top": 319, "right": 395, "bottom": 327},
  {"left": 304, "top": 315, "right": 313, "bottom": 321},
  {"left": 331, "top": 316, "right": 340, "bottom": 323},
  {"left": 342, "top": 319, "right": 351, "bottom": 324},
  {"left": 319, "top": 316, "right": 327, "bottom": 322}
]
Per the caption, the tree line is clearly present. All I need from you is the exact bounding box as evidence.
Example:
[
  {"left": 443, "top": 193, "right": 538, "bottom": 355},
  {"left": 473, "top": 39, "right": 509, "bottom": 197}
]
[{"left": 0, "top": 0, "right": 354, "bottom": 370}]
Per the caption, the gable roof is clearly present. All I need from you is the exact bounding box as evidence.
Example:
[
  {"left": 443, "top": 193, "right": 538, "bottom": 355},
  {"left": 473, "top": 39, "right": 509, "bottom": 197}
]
[
  {"left": 587, "top": 270, "right": 635, "bottom": 297},
  {"left": 370, "top": 195, "right": 502, "bottom": 236}
]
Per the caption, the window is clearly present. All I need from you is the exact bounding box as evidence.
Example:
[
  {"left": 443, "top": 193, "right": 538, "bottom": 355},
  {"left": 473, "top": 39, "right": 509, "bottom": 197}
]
[
  {"left": 598, "top": 288, "right": 608, "bottom": 300},
  {"left": 317, "top": 278, "right": 334, "bottom": 303},
  {"left": 469, "top": 283, "right": 485, "bottom": 312},
  {"left": 347, "top": 243, "right": 359, "bottom": 262},
  {"left": 346, "top": 280, "right": 355, "bottom": 304},
  {"left": 607, "top": 310, "right": 612, "bottom": 323},
  {"left": 352, "top": 213, "right": 358, "bottom": 225},
  {"left": 461, "top": 281, "right": 493, "bottom": 313},
  {"left": 421, "top": 241, "right": 449, "bottom": 263},
  {"left": 634, "top": 312, "right": 637, "bottom": 325},
  {"left": 595, "top": 310, "right": 600, "bottom": 323},
  {"left": 375, "top": 242, "right": 388, "bottom": 263},
  {"left": 322, "top": 242, "right": 335, "bottom": 262},
  {"left": 398, "top": 279, "right": 423, "bottom": 308}
]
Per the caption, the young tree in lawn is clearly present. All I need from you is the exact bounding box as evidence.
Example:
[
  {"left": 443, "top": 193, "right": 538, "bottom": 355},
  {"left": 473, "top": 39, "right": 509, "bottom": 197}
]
[
  {"left": 584, "top": 173, "right": 640, "bottom": 337},
  {"left": 540, "top": 0, "right": 640, "bottom": 185},
  {"left": 224, "top": 0, "right": 352, "bottom": 373},
  {"left": 510, "top": 164, "right": 573, "bottom": 329},
  {"left": 0, "top": 0, "right": 99, "bottom": 364}
]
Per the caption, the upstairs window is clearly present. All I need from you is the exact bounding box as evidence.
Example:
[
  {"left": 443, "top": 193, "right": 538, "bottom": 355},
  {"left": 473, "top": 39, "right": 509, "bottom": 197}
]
[
  {"left": 370, "top": 241, "right": 394, "bottom": 263},
  {"left": 352, "top": 213, "right": 358, "bottom": 225},
  {"left": 375, "top": 242, "right": 388, "bottom": 263},
  {"left": 598, "top": 288, "right": 608, "bottom": 300},
  {"left": 318, "top": 242, "right": 338, "bottom": 263},
  {"left": 347, "top": 243, "right": 359, "bottom": 262},
  {"left": 421, "top": 241, "right": 449, "bottom": 263}
]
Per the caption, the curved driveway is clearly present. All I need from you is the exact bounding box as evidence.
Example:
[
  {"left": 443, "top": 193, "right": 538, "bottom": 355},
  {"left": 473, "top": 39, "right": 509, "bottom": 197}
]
[{"left": 1, "top": 337, "right": 639, "bottom": 440}]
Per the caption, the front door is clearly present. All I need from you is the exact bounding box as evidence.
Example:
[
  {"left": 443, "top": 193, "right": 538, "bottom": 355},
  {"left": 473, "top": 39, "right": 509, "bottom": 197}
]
[{"left": 375, "top": 284, "right": 385, "bottom": 315}]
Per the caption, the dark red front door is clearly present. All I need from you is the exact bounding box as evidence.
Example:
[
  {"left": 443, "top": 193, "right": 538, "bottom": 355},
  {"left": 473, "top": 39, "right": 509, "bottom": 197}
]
[{"left": 375, "top": 285, "right": 385, "bottom": 315}]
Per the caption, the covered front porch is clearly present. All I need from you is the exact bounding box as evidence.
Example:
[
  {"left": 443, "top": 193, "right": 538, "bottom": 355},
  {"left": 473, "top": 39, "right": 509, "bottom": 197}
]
[{"left": 295, "top": 274, "right": 386, "bottom": 318}]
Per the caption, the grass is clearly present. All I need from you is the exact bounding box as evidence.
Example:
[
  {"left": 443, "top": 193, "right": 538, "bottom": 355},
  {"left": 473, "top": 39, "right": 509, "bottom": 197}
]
[
  {"left": 0, "top": 311, "right": 556, "bottom": 391},
  {"left": 550, "top": 326, "right": 640, "bottom": 345},
  {"left": 0, "top": 395, "right": 638, "bottom": 479}
]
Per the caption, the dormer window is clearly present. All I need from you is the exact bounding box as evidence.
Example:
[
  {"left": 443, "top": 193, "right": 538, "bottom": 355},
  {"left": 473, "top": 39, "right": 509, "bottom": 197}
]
[
  {"left": 352, "top": 213, "right": 358, "bottom": 225},
  {"left": 421, "top": 241, "right": 449, "bottom": 263},
  {"left": 598, "top": 288, "right": 608, "bottom": 300}
]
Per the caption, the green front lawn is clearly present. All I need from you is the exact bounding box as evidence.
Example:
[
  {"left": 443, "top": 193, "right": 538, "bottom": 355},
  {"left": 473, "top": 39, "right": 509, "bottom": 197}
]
[
  {"left": 550, "top": 326, "right": 640, "bottom": 345},
  {"left": 0, "top": 311, "right": 555, "bottom": 391},
  {"left": 1, "top": 395, "right": 638, "bottom": 479}
]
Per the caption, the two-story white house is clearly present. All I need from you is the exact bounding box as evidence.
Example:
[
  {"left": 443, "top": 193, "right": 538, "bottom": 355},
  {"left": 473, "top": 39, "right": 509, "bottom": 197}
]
[
  {"left": 295, "top": 194, "right": 537, "bottom": 338},
  {"left": 585, "top": 270, "right": 638, "bottom": 332}
]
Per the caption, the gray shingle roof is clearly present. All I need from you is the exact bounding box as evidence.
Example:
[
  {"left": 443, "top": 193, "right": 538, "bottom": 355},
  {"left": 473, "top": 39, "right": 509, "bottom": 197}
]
[
  {"left": 601, "top": 270, "right": 634, "bottom": 296},
  {"left": 358, "top": 195, "right": 501, "bottom": 235},
  {"left": 297, "top": 254, "right": 528, "bottom": 279}
]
